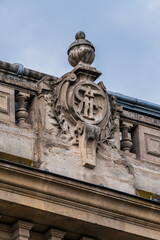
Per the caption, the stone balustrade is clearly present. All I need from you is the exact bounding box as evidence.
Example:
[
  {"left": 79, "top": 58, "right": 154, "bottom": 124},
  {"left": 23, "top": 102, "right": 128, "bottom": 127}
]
[
  {"left": 15, "top": 91, "right": 30, "bottom": 127},
  {"left": 120, "top": 121, "right": 133, "bottom": 153}
]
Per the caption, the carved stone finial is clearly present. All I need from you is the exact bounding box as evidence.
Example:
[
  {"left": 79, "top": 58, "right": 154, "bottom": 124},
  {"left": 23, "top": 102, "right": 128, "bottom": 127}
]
[
  {"left": 68, "top": 31, "right": 95, "bottom": 67},
  {"left": 75, "top": 31, "right": 85, "bottom": 40}
]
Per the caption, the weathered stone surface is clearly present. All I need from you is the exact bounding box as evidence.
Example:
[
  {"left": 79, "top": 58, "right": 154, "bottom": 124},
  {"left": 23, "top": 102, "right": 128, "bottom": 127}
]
[
  {"left": 134, "top": 166, "right": 160, "bottom": 195},
  {"left": 0, "top": 122, "right": 36, "bottom": 161},
  {"left": 121, "top": 109, "right": 160, "bottom": 127}
]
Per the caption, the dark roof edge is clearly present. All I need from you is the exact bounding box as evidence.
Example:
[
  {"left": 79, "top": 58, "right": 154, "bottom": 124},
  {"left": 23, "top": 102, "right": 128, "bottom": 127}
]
[{"left": 108, "top": 91, "right": 160, "bottom": 119}]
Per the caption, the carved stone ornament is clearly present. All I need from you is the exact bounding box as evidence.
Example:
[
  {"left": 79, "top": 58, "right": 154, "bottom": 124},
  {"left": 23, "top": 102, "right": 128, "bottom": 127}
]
[
  {"left": 68, "top": 31, "right": 95, "bottom": 67},
  {"left": 52, "top": 32, "right": 119, "bottom": 168}
]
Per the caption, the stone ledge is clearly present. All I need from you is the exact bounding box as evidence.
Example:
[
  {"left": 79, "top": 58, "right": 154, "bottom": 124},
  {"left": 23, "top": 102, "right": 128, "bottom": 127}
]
[{"left": 0, "top": 160, "right": 159, "bottom": 239}]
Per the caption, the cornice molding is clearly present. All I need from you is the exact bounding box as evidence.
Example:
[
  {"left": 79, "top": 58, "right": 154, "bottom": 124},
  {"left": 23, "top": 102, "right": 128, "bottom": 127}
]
[{"left": 0, "top": 160, "right": 159, "bottom": 239}]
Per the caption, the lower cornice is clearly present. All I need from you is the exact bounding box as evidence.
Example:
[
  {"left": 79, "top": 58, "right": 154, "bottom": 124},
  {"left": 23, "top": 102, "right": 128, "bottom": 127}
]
[{"left": 0, "top": 160, "right": 159, "bottom": 239}]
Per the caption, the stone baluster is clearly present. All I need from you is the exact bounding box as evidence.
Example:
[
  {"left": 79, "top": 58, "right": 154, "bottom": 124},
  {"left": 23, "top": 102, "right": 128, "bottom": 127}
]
[
  {"left": 44, "top": 229, "right": 65, "bottom": 240},
  {"left": 12, "top": 220, "right": 33, "bottom": 240},
  {"left": 120, "top": 122, "right": 133, "bottom": 152},
  {"left": 16, "top": 92, "right": 30, "bottom": 127}
]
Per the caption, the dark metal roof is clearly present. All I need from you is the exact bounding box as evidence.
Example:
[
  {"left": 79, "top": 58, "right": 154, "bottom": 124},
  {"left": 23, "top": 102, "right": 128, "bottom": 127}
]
[{"left": 108, "top": 91, "right": 160, "bottom": 119}]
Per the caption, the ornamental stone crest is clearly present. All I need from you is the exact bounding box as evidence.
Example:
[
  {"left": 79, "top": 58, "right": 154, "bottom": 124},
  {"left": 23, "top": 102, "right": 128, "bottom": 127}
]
[
  {"left": 52, "top": 32, "right": 119, "bottom": 168},
  {"left": 72, "top": 81, "right": 106, "bottom": 124}
]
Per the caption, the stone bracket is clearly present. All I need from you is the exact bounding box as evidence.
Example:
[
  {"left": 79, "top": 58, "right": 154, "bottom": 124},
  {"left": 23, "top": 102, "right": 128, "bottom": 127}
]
[
  {"left": 76, "top": 121, "right": 100, "bottom": 168},
  {"left": 12, "top": 220, "right": 33, "bottom": 240},
  {"left": 44, "top": 228, "right": 66, "bottom": 240},
  {"left": 37, "top": 76, "right": 51, "bottom": 100}
]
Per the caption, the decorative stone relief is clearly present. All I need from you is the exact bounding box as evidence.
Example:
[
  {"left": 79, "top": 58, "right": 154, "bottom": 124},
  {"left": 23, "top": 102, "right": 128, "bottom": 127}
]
[
  {"left": 0, "top": 91, "right": 9, "bottom": 114},
  {"left": 52, "top": 32, "right": 121, "bottom": 168},
  {"left": 146, "top": 135, "right": 160, "bottom": 157},
  {"left": 0, "top": 85, "right": 15, "bottom": 122},
  {"left": 131, "top": 125, "right": 160, "bottom": 165}
]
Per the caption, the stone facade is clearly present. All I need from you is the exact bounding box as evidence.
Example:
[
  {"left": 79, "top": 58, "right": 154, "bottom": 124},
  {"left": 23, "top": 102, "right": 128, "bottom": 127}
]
[{"left": 0, "top": 32, "right": 160, "bottom": 239}]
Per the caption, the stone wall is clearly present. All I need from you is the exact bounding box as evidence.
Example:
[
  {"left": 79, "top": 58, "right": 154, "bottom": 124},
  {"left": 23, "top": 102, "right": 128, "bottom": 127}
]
[{"left": 0, "top": 32, "right": 160, "bottom": 199}]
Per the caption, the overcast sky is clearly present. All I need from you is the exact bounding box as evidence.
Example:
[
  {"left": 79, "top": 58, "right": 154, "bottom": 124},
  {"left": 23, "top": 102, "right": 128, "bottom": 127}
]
[{"left": 1, "top": 0, "right": 160, "bottom": 104}]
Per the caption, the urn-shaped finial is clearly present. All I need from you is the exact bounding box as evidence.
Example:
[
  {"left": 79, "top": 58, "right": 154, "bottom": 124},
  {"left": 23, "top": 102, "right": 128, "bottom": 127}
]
[{"left": 68, "top": 31, "right": 95, "bottom": 67}]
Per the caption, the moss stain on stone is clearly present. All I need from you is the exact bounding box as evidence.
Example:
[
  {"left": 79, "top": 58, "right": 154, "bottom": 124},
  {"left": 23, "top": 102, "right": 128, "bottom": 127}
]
[
  {"left": 0, "top": 152, "right": 37, "bottom": 168},
  {"left": 137, "top": 189, "right": 160, "bottom": 202}
]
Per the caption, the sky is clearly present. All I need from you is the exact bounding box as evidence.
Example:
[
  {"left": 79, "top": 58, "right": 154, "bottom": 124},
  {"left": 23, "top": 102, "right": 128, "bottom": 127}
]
[{"left": 0, "top": 0, "right": 160, "bottom": 104}]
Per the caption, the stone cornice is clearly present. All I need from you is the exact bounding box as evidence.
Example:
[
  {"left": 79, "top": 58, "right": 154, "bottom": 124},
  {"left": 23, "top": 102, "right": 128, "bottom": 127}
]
[
  {"left": 0, "top": 60, "right": 57, "bottom": 82},
  {"left": 0, "top": 60, "right": 58, "bottom": 94},
  {"left": 0, "top": 160, "right": 160, "bottom": 239}
]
